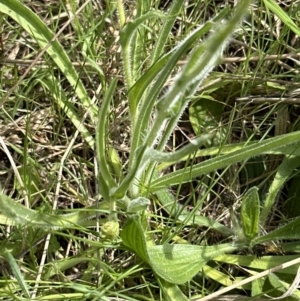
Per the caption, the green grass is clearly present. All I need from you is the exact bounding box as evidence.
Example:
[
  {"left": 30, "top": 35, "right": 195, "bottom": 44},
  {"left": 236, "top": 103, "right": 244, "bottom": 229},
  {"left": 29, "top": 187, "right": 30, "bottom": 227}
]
[{"left": 1, "top": 0, "right": 300, "bottom": 300}]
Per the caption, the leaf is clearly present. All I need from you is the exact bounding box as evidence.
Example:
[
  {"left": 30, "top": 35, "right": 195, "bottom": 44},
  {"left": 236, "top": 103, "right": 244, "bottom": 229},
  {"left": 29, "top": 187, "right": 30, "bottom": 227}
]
[
  {"left": 159, "top": 278, "right": 189, "bottom": 301},
  {"left": 146, "top": 134, "right": 214, "bottom": 163},
  {"left": 150, "top": 131, "right": 300, "bottom": 192},
  {"left": 121, "top": 215, "right": 237, "bottom": 284},
  {"left": 127, "top": 197, "right": 151, "bottom": 213},
  {"left": 120, "top": 214, "right": 150, "bottom": 263},
  {"left": 260, "top": 156, "right": 300, "bottom": 226},
  {"left": 215, "top": 254, "right": 300, "bottom": 275},
  {"left": 263, "top": 0, "right": 300, "bottom": 37},
  {"left": 241, "top": 187, "right": 260, "bottom": 240},
  {"left": 4, "top": 251, "right": 30, "bottom": 298},
  {"left": 148, "top": 243, "right": 237, "bottom": 284},
  {"left": 96, "top": 78, "right": 119, "bottom": 192},
  {"left": 253, "top": 217, "right": 300, "bottom": 244},
  {"left": 0, "top": 193, "right": 108, "bottom": 229}
]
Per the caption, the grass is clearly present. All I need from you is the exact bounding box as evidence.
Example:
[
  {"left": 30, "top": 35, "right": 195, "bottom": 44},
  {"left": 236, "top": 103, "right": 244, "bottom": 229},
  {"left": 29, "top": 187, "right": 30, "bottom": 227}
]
[{"left": 1, "top": 0, "right": 300, "bottom": 300}]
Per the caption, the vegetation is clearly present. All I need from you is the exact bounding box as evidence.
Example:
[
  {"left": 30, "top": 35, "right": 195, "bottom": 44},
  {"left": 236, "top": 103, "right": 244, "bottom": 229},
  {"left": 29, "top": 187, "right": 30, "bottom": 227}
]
[{"left": 1, "top": 0, "right": 300, "bottom": 300}]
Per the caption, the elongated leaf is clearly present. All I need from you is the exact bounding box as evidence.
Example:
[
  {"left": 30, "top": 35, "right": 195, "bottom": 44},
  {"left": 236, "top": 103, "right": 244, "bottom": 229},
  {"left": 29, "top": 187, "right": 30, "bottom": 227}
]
[
  {"left": 263, "top": 0, "right": 300, "bottom": 37},
  {"left": 156, "top": 140, "right": 300, "bottom": 172},
  {"left": 96, "top": 78, "right": 118, "bottom": 192},
  {"left": 129, "top": 21, "right": 215, "bottom": 166},
  {"left": 241, "top": 187, "right": 260, "bottom": 240},
  {"left": 150, "top": 131, "right": 300, "bottom": 192},
  {"left": 253, "top": 217, "right": 300, "bottom": 244},
  {"left": 120, "top": 10, "right": 167, "bottom": 111},
  {"left": 260, "top": 156, "right": 300, "bottom": 226},
  {"left": 0, "top": 193, "right": 108, "bottom": 229},
  {"left": 4, "top": 251, "right": 30, "bottom": 298},
  {"left": 145, "top": 134, "right": 214, "bottom": 162},
  {"left": 215, "top": 254, "right": 300, "bottom": 275}
]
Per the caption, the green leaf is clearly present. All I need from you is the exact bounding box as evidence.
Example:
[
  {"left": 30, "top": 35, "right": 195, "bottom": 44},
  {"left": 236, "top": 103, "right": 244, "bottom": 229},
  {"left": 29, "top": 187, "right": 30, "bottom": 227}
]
[
  {"left": 146, "top": 134, "right": 214, "bottom": 163},
  {"left": 150, "top": 131, "right": 300, "bottom": 192},
  {"left": 148, "top": 243, "right": 237, "bottom": 284},
  {"left": 253, "top": 217, "right": 300, "bottom": 244},
  {"left": 127, "top": 197, "right": 151, "bottom": 213},
  {"left": 96, "top": 78, "right": 119, "bottom": 193},
  {"left": 0, "top": 193, "right": 108, "bottom": 229},
  {"left": 4, "top": 251, "right": 30, "bottom": 298},
  {"left": 121, "top": 215, "right": 237, "bottom": 284},
  {"left": 120, "top": 10, "right": 167, "bottom": 113},
  {"left": 129, "top": 21, "right": 215, "bottom": 166},
  {"left": 241, "top": 187, "right": 260, "bottom": 240},
  {"left": 159, "top": 278, "right": 189, "bottom": 301},
  {"left": 215, "top": 254, "right": 300, "bottom": 275},
  {"left": 120, "top": 214, "right": 150, "bottom": 263},
  {"left": 263, "top": 0, "right": 300, "bottom": 37},
  {"left": 260, "top": 156, "right": 300, "bottom": 226}
]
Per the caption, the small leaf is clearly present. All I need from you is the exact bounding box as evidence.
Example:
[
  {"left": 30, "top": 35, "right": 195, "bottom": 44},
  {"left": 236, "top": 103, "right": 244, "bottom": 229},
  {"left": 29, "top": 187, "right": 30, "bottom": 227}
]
[
  {"left": 159, "top": 278, "right": 189, "bottom": 301},
  {"left": 127, "top": 197, "right": 151, "bottom": 213},
  {"left": 120, "top": 214, "right": 150, "bottom": 263},
  {"left": 241, "top": 187, "right": 260, "bottom": 240},
  {"left": 148, "top": 243, "right": 237, "bottom": 284}
]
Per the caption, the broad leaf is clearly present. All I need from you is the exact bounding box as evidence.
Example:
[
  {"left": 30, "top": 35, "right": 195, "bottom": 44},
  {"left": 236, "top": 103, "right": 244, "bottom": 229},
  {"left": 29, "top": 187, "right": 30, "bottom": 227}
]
[
  {"left": 121, "top": 215, "right": 237, "bottom": 284},
  {"left": 148, "top": 243, "right": 237, "bottom": 284}
]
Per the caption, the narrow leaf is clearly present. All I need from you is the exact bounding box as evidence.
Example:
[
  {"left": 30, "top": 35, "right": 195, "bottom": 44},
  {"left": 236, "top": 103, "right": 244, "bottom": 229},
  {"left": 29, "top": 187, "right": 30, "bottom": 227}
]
[
  {"left": 150, "top": 131, "right": 300, "bottom": 192},
  {"left": 241, "top": 187, "right": 260, "bottom": 240},
  {"left": 260, "top": 156, "right": 300, "bottom": 226},
  {"left": 253, "top": 217, "right": 300, "bottom": 244},
  {"left": 4, "top": 251, "right": 30, "bottom": 298}
]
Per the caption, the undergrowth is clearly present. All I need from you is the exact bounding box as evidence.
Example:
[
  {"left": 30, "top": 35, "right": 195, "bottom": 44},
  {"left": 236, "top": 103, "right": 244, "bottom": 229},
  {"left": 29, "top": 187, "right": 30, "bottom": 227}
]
[{"left": 1, "top": 0, "right": 300, "bottom": 300}]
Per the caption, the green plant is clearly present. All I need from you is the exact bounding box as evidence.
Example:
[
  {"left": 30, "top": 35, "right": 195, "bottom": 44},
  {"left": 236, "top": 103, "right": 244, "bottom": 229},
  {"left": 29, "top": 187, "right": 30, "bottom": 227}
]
[{"left": 2, "top": 0, "right": 300, "bottom": 300}]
